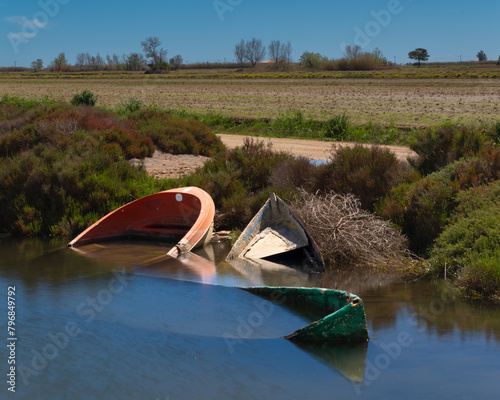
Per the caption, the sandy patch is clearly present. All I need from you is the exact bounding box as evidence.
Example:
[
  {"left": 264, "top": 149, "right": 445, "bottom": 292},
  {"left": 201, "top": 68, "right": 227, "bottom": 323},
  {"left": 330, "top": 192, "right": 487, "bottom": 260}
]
[
  {"left": 129, "top": 150, "right": 209, "bottom": 179},
  {"left": 133, "top": 135, "right": 417, "bottom": 179}
]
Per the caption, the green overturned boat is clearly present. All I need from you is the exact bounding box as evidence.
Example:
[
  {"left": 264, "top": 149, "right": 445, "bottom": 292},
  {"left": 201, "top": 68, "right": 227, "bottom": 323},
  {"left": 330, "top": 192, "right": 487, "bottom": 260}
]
[{"left": 238, "top": 286, "right": 369, "bottom": 342}]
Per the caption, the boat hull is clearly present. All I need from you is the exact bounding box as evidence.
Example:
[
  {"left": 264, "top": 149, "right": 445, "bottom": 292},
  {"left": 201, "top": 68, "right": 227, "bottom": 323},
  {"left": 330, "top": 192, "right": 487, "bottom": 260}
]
[
  {"left": 227, "top": 193, "right": 324, "bottom": 273},
  {"left": 68, "top": 187, "right": 215, "bottom": 257},
  {"left": 238, "top": 286, "right": 369, "bottom": 342}
]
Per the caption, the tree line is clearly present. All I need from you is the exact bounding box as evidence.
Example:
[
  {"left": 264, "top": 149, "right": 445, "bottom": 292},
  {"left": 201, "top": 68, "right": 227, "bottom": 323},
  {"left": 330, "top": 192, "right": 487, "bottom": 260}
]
[
  {"left": 28, "top": 35, "right": 500, "bottom": 73},
  {"left": 33, "top": 37, "right": 183, "bottom": 73},
  {"left": 234, "top": 38, "right": 292, "bottom": 68}
]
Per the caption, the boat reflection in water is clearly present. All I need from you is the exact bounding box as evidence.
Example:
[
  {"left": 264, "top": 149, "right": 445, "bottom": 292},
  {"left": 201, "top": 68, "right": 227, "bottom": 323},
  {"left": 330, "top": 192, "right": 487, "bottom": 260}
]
[{"left": 68, "top": 239, "right": 369, "bottom": 383}]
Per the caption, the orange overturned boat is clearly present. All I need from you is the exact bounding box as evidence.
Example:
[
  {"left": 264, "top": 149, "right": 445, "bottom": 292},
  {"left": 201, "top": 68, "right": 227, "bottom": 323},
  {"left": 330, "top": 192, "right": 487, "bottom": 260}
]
[{"left": 68, "top": 187, "right": 215, "bottom": 258}]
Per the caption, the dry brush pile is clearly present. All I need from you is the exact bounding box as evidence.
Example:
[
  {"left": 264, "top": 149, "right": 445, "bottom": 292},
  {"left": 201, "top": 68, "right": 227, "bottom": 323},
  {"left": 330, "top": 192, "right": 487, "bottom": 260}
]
[{"left": 291, "top": 189, "right": 416, "bottom": 272}]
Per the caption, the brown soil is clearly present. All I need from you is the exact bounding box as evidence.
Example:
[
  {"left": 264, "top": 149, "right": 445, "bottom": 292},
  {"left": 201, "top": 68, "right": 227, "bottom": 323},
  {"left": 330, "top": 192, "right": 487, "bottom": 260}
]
[
  {"left": 3, "top": 76, "right": 500, "bottom": 127},
  {"left": 136, "top": 135, "right": 417, "bottom": 179},
  {"left": 129, "top": 151, "right": 209, "bottom": 179}
]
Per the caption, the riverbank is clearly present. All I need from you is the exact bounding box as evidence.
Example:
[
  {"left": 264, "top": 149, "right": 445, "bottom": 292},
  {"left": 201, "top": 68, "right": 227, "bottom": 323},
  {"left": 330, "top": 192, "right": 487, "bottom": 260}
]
[{"left": 0, "top": 95, "right": 499, "bottom": 301}]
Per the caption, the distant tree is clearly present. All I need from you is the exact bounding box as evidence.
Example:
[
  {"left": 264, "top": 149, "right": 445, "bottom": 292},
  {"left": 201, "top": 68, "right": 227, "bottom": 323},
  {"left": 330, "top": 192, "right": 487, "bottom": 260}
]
[
  {"left": 281, "top": 41, "right": 292, "bottom": 65},
  {"left": 169, "top": 55, "right": 183, "bottom": 70},
  {"left": 30, "top": 58, "right": 43, "bottom": 72},
  {"left": 106, "top": 54, "right": 124, "bottom": 70},
  {"left": 51, "top": 52, "right": 68, "bottom": 72},
  {"left": 372, "top": 47, "right": 387, "bottom": 64},
  {"left": 234, "top": 39, "right": 246, "bottom": 67},
  {"left": 125, "top": 53, "right": 145, "bottom": 71},
  {"left": 93, "top": 53, "right": 105, "bottom": 70},
  {"left": 268, "top": 40, "right": 292, "bottom": 69},
  {"left": 477, "top": 50, "right": 487, "bottom": 61},
  {"left": 244, "top": 38, "right": 266, "bottom": 67},
  {"left": 408, "top": 48, "right": 429, "bottom": 68},
  {"left": 268, "top": 40, "right": 281, "bottom": 65},
  {"left": 497, "top": 55, "right": 500, "bottom": 66},
  {"left": 141, "top": 36, "right": 168, "bottom": 72},
  {"left": 75, "top": 53, "right": 86, "bottom": 69},
  {"left": 299, "top": 51, "right": 324, "bottom": 70},
  {"left": 344, "top": 45, "right": 362, "bottom": 60}
]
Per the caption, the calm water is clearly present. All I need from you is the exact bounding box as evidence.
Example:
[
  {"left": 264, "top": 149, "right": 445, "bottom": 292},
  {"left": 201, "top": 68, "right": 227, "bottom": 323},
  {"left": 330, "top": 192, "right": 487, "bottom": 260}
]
[{"left": 0, "top": 238, "right": 499, "bottom": 399}]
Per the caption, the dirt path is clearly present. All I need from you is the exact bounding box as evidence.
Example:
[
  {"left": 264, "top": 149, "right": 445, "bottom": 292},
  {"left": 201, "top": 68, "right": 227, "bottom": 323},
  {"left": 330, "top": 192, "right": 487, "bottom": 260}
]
[
  {"left": 136, "top": 135, "right": 417, "bottom": 179},
  {"left": 217, "top": 134, "right": 417, "bottom": 162}
]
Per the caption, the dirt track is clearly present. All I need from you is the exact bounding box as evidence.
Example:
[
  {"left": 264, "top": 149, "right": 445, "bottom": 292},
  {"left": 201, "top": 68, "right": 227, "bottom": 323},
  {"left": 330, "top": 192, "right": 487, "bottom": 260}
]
[
  {"left": 217, "top": 134, "right": 417, "bottom": 162},
  {"left": 137, "top": 135, "right": 417, "bottom": 179}
]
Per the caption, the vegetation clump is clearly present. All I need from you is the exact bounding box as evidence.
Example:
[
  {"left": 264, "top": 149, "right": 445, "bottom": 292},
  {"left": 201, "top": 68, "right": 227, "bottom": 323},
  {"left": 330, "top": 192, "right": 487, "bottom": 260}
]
[
  {"left": 131, "top": 109, "right": 224, "bottom": 156},
  {"left": 429, "top": 182, "right": 500, "bottom": 301},
  {"left": 378, "top": 130, "right": 500, "bottom": 254},
  {"left": 70, "top": 89, "right": 98, "bottom": 107},
  {"left": 312, "top": 145, "right": 409, "bottom": 211},
  {"left": 0, "top": 97, "right": 222, "bottom": 237}
]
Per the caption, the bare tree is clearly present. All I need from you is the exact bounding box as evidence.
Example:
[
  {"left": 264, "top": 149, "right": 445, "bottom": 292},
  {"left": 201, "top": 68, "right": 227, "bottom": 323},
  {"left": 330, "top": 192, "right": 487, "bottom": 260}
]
[
  {"left": 268, "top": 40, "right": 282, "bottom": 64},
  {"left": 234, "top": 39, "right": 246, "bottom": 67},
  {"left": 344, "top": 45, "right": 362, "bottom": 60},
  {"left": 92, "top": 53, "right": 105, "bottom": 70},
  {"left": 244, "top": 38, "right": 266, "bottom": 67},
  {"left": 75, "top": 53, "right": 86, "bottom": 69},
  {"left": 106, "top": 54, "right": 124, "bottom": 70},
  {"left": 268, "top": 40, "right": 292, "bottom": 68},
  {"left": 281, "top": 41, "right": 292, "bottom": 65},
  {"left": 141, "top": 36, "right": 167, "bottom": 65}
]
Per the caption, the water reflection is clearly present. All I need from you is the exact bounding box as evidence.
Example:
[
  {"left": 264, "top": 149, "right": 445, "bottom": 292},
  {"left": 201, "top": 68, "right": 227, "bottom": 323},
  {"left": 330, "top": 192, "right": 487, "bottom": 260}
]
[{"left": 0, "top": 238, "right": 499, "bottom": 399}]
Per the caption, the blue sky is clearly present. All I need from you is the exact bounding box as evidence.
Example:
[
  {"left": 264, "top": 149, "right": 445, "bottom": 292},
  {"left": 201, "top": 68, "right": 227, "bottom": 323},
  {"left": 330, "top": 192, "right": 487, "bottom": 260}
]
[{"left": 1, "top": 0, "right": 499, "bottom": 67}]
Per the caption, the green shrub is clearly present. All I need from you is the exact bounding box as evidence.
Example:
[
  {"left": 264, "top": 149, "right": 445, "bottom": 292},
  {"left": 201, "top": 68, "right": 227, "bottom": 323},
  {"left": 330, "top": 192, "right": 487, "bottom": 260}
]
[
  {"left": 378, "top": 149, "right": 500, "bottom": 254},
  {"left": 0, "top": 141, "right": 163, "bottom": 237},
  {"left": 70, "top": 90, "right": 98, "bottom": 107},
  {"left": 0, "top": 94, "right": 58, "bottom": 109},
  {"left": 267, "top": 111, "right": 322, "bottom": 138},
  {"left": 489, "top": 121, "right": 500, "bottom": 145},
  {"left": 118, "top": 97, "right": 142, "bottom": 114},
  {"left": 0, "top": 98, "right": 233, "bottom": 237},
  {"left": 131, "top": 109, "right": 224, "bottom": 156},
  {"left": 269, "top": 157, "right": 318, "bottom": 191},
  {"left": 410, "top": 123, "right": 486, "bottom": 174},
  {"left": 458, "top": 251, "right": 500, "bottom": 301},
  {"left": 428, "top": 182, "right": 500, "bottom": 300},
  {"left": 312, "top": 144, "right": 409, "bottom": 211},
  {"left": 324, "top": 114, "right": 350, "bottom": 140}
]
